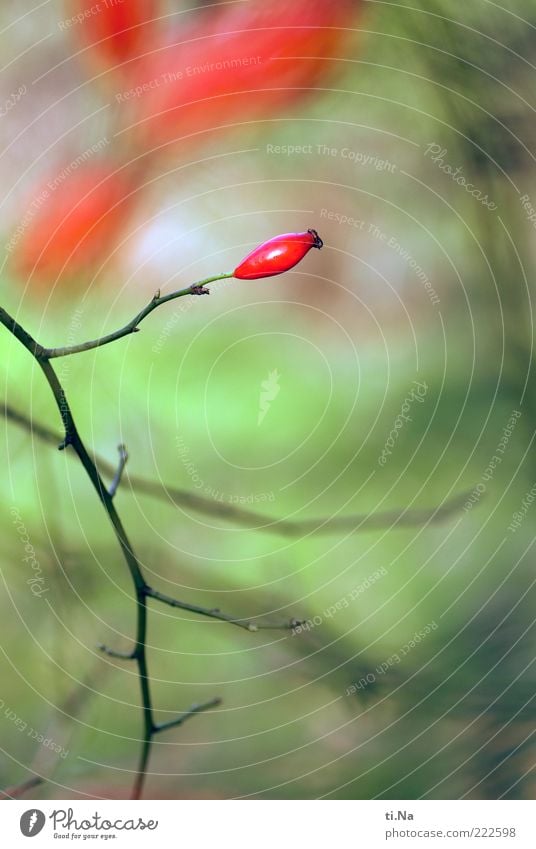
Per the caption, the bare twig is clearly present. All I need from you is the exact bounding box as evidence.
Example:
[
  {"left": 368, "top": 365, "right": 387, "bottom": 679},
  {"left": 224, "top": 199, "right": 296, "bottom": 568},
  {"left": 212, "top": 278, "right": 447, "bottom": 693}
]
[
  {"left": 154, "top": 698, "right": 222, "bottom": 734},
  {"left": 145, "top": 585, "right": 303, "bottom": 632},
  {"left": 39, "top": 274, "right": 232, "bottom": 360},
  {"left": 1, "top": 403, "right": 471, "bottom": 535}
]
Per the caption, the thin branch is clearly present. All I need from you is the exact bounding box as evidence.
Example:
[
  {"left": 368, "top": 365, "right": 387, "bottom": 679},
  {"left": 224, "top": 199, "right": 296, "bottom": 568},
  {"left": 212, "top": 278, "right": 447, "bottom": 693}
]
[
  {"left": 109, "top": 443, "right": 128, "bottom": 498},
  {"left": 39, "top": 274, "right": 232, "bottom": 360},
  {"left": 0, "top": 775, "right": 43, "bottom": 800},
  {"left": 277, "top": 492, "right": 471, "bottom": 535},
  {"left": 154, "top": 698, "right": 222, "bottom": 734},
  {"left": 1, "top": 403, "right": 472, "bottom": 535},
  {"left": 97, "top": 643, "right": 136, "bottom": 660},
  {"left": 145, "top": 585, "right": 303, "bottom": 632}
]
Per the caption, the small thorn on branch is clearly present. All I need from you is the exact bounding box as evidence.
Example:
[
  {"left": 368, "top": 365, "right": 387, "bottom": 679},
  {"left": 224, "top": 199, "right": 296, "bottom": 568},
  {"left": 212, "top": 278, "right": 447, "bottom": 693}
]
[
  {"left": 153, "top": 697, "right": 222, "bottom": 734},
  {"left": 97, "top": 642, "right": 136, "bottom": 660},
  {"left": 109, "top": 443, "right": 128, "bottom": 497}
]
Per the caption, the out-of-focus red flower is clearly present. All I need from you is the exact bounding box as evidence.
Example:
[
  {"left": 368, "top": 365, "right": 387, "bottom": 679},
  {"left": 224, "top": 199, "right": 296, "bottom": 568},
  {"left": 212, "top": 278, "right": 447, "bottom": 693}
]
[
  {"left": 128, "top": 0, "right": 359, "bottom": 149},
  {"left": 64, "top": 0, "right": 159, "bottom": 68},
  {"left": 11, "top": 162, "right": 138, "bottom": 283}
]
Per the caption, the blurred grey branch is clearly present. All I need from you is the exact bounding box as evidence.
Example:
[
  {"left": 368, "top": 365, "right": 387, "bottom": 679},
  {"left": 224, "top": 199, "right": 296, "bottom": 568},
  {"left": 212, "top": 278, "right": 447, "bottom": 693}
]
[
  {"left": 0, "top": 775, "right": 43, "bottom": 800},
  {"left": 2, "top": 402, "right": 471, "bottom": 535}
]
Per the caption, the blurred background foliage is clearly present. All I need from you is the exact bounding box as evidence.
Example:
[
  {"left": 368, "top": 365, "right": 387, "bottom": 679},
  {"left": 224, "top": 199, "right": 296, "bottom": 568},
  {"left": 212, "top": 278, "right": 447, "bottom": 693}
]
[{"left": 1, "top": 0, "right": 536, "bottom": 799}]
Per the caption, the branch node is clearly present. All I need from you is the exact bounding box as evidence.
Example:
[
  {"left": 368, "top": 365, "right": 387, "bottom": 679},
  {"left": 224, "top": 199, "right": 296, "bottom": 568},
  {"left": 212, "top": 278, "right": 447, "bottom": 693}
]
[{"left": 34, "top": 344, "right": 48, "bottom": 362}]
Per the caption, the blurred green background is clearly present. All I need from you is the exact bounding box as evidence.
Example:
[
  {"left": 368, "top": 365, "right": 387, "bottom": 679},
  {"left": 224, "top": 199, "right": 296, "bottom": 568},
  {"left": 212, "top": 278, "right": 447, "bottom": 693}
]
[{"left": 1, "top": 0, "right": 536, "bottom": 799}]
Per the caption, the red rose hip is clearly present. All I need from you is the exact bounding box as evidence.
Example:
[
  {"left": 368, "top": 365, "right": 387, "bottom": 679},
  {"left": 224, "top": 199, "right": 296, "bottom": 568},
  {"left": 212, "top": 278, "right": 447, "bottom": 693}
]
[{"left": 233, "top": 230, "right": 323, "bottom": 280}]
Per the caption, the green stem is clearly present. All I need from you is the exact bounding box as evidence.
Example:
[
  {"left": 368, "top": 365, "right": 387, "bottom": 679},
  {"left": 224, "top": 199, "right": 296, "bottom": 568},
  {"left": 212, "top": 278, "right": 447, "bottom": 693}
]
[{"left": 40, "top": 273, "right": 233, "bottom": 359}]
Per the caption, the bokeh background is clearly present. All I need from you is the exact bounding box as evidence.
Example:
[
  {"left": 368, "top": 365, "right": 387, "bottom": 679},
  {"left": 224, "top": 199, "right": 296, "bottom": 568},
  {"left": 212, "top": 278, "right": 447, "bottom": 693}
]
[{"left": 1, "top": 0, "right": 536, "bottom": 800}]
